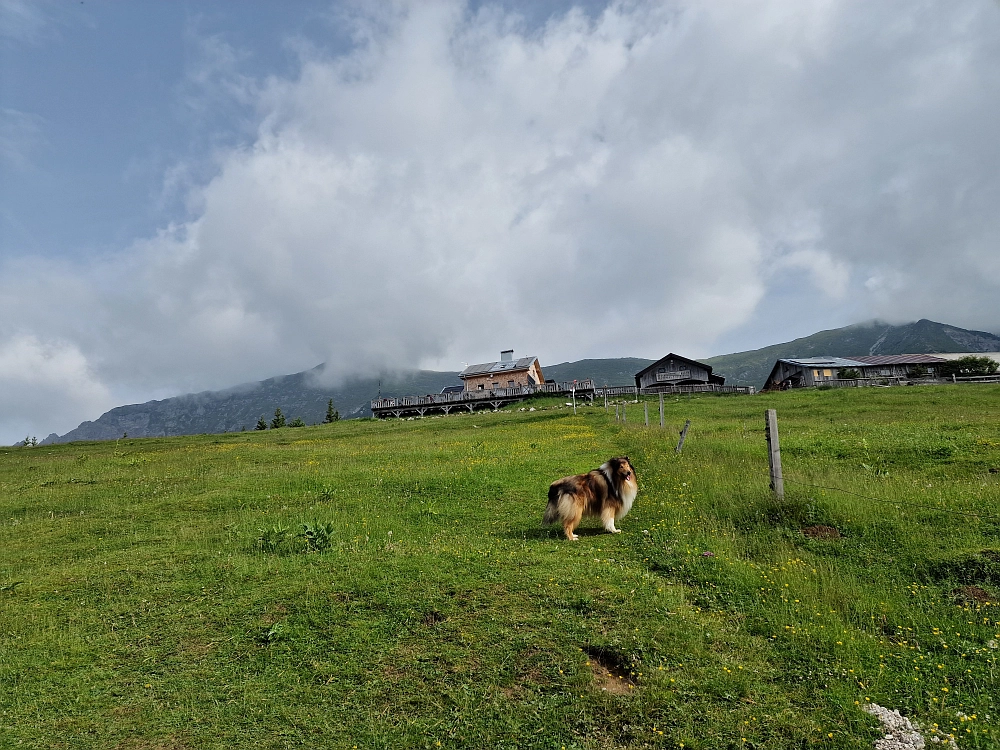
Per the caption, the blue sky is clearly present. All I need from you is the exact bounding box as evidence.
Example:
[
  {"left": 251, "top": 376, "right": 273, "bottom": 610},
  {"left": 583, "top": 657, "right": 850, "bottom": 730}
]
[
  {"left": 1, "top": 0, "right": 999, "bottom": 443},
  {"left": 2, "top": 1, "right": 341, "bottom": 256}
]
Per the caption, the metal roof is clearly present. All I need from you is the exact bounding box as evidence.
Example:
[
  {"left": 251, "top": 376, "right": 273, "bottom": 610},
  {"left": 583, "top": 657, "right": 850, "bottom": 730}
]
[
  {"left": 778, "top": 354, "right": 949, "bottom": 367},
  {"left": 850, "top": 354, "right": 948, "bottom": 365},
  {"left": 460, "top": 356, "right": 538, "bottom": 377},
  {"left": 777, "top": 357, "right": 868, "bottom": 368}
]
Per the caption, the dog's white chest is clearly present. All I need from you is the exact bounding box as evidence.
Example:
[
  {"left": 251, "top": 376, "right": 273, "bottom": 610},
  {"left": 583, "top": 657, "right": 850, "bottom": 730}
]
[{"left": 615, "top": 483, "right": 638, "bottom": 520}]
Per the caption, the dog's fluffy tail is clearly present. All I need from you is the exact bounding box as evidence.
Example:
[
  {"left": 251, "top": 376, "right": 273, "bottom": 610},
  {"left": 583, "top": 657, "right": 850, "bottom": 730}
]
[{"left": 542, "top": 484, "right": 561, "bottom": 525}]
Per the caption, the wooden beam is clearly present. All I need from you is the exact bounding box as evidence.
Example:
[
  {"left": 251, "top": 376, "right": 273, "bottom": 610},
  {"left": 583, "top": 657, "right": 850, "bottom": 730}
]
[{"left": 765, "top": 409, "right": 784, "bottom": 499}]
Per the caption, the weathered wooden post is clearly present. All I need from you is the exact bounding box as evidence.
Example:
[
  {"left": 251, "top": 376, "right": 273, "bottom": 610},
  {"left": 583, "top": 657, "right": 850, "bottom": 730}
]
[
  {"left": 644, "top": 401, "right": 649, "bottom": 426},
  {"left": 659, "top": 393, "right": 664, "bottom": 428},
  {"left": 572, "top": 383, "right": 577, "bottom": 415},
  {"left": 622, "top": 402, "right": 627, "bottom": 424},
  {"left": 765, "top": 409, "right": 784, "bottom": 499},
  {"left": 675, "top": 419, "right": 691, "bottom": 453},
  {"left": 605, "top": 389, "right": 608, "bottom": 412},
  {"left": 615, "top": 403, "right": 619, "bottom": 421}
]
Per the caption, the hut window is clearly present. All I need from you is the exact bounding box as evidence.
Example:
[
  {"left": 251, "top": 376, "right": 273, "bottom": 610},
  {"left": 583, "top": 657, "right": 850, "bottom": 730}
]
[
  {"left": 823, "top": 369, "right": 832, "bottom": 377},
  {"left": 813, "top": 369, "right": 820, "bottom": 378}
]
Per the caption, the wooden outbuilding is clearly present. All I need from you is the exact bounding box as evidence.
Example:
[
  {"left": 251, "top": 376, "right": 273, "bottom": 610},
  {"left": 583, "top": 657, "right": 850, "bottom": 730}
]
[
  {"left": 763, "top": 354, "right": 948, "bottom": 390},
  {"left": 634, "top": 354, "right": 725, "bottom": 393}
]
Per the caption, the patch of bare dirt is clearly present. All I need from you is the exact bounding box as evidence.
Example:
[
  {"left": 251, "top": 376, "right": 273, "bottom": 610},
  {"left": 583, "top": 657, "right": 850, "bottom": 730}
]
[
  {"left": 583, "top": 647, "right": 636, "bottom": 695},
  {"left": 802, "top": 525, "right": 842, "bottom": 540},
  {"left": 951, "top": 585, "right": 993, "bottom": 605}
]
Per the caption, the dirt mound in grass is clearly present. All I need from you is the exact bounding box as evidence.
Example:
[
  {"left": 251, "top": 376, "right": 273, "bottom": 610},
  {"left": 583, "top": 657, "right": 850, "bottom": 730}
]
[
  {"left": 951, "top": 585, "right": 993, "bottom": 605},
  {"left": 802, "top": 525, "right": 841, "bottom": 540},
  {"left": 584, "top": 646, "right": 636, "bottom": 694}
]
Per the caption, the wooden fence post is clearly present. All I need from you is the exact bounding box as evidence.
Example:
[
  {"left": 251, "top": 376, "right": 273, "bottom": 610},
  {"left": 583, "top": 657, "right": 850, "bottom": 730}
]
[
  {"left": 644, "top": 402, "right": 649, "bottom": 426},
  {"left": 659, "top": 393, "right": 664, "bottom": 428},
  {"left": 675, "top": 419, "right": 691, "bottom": 453},
  {"left": 765, "top": 409, "right": 784, "bottom": 499},
  {"left": 615, "top": 403, "right": 619, "bottom": 421},
  {"left": 622, "top": 402, "right": 627, "bottom": 424}
]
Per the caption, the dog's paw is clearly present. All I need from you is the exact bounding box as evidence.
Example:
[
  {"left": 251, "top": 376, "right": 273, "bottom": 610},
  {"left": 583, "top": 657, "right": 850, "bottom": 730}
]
[
  {"left": 568, "top": 534, "right": 580, "bottom": 541},
  {"left": 610, "top": 528, "right": 622, "bottom": 534}
]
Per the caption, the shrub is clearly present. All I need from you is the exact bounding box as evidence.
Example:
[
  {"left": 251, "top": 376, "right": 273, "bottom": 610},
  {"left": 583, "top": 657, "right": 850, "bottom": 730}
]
[
  {"left": 940, "top": 356, "right": 998, "bottom": 377},
  {"left": 255, "top": 416, "right": 268, "bottom": 431},
  {"left": 256, "top": 524, "right": 290, "bottom": 553},
  {"left": 298, "top": 521, "right": 335, "bottom": 552},
  {"left": 838, "top": 368, "right": 860, "bottom": 380},
  {"left": 289, "top": 417, "right": 306, "bottom": 428},
  {"left": 270, "top": 408, "right": 286, "bottom": 429}
]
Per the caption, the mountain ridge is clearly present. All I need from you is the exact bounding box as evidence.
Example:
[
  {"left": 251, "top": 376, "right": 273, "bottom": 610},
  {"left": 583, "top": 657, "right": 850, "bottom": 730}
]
[
  {"left": 703, "top": 318, "right": 1000, "bottom": 388},
  {"left": 37, "top": 318, "right": 999, "bottom": 445}
]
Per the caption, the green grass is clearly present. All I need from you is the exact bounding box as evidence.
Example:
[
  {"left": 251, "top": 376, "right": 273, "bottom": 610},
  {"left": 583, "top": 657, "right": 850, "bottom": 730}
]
[{"left": 2, "top": 385, "right": 999, "bottom": 749}]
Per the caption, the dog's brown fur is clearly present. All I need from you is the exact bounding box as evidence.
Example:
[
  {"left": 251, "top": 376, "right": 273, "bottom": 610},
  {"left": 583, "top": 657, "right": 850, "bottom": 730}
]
[{"left": 543, "top": 457, "right": 638, "bottom": 541}]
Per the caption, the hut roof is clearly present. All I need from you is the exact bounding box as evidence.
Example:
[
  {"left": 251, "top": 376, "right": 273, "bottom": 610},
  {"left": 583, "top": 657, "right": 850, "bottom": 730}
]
[{"left": 460, "top": 356, "right": 538, "bottom": 378}]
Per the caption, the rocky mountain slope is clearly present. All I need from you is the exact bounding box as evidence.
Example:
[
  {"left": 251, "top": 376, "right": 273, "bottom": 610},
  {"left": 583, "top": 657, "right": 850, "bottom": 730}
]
[{"left": 40, "top": 367, "right": 464, "bottom": 444}]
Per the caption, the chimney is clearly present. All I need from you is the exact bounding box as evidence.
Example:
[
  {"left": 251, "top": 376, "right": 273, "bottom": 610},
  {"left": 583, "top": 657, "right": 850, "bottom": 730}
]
[{"left": 500, "top": 349, "right": 514, "bottom": 362}]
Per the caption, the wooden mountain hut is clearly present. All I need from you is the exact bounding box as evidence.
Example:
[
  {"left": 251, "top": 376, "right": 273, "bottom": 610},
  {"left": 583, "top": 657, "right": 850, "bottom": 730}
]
[{"left": 634, "top": 354, "right": 724, "bottom": 394}]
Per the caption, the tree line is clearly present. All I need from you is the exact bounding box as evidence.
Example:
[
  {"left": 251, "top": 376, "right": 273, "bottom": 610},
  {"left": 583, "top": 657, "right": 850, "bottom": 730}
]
[{"left": 253, "top": 399, "right": 340, "bottom": 431}]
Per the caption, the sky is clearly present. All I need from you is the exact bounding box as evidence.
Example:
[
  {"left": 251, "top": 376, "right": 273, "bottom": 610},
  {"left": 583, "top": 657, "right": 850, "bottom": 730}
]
[{"left": 1, "top": 0, "right": 999, "bottom": 444}]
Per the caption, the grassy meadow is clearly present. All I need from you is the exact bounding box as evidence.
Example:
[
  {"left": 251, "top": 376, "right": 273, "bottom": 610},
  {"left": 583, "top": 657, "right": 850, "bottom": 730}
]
[{"left": 2, "top": 385, "right": 999, "bottom": 749}]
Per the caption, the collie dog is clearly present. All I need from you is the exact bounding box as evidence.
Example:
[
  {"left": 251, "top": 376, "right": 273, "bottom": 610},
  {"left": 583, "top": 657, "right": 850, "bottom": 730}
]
[{"left": 543, "top": 457, "right": 638, "bottom": 541}]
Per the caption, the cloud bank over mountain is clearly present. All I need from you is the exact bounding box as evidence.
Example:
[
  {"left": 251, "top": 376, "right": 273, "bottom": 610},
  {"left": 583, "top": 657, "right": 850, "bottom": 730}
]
[{"left": 2, "top": 0, "right": 999, "bottom": 443}]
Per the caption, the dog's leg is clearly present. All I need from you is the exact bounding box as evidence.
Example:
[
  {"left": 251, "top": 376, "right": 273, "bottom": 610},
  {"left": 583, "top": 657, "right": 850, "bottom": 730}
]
[
  {"left": 563, "top": 506, "right": 583, "bottom": 541},
  {"left": 601, "top": 506, "right": 621, "bottom": 534}
]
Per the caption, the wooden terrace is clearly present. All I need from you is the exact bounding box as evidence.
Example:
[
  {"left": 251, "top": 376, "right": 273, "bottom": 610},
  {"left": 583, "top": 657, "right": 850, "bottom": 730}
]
[
  {"left": 371, "top": 379, "right": 754, "bottom": 419},
  {"left": 371, "top": 380, "right": 596, "bottom": 419}
]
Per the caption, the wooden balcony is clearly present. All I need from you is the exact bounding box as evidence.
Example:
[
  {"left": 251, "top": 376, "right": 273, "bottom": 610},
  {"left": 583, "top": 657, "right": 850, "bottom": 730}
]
[{"left": 371, "top": 380, "right": 596, "bottom": 418}]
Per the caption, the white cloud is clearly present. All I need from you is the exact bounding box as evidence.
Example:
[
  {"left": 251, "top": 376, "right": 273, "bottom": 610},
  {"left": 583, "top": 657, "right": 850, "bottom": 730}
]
[
  {"left": 0, "top": 334, "right": 113, "bottom": 444},
  {"left": 2, "top": 0, "right": 1000, "bottom": 439}
]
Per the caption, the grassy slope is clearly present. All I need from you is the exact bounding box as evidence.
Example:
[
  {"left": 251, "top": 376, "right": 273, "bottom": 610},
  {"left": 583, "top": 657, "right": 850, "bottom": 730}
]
[{"left": 2, "top": 387, "right": 999, "bottom": 749}]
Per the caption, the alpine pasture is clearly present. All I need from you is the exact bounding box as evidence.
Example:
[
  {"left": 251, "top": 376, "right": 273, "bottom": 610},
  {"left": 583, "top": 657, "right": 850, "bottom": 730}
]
[{"left": 2, "top": 386, "right": 998, "bottom": 748}]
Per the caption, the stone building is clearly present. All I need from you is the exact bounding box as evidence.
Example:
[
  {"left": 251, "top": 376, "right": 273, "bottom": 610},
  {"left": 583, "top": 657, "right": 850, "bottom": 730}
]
[{"left": 459, "top": 350, "right": 544, "bottom": 391}]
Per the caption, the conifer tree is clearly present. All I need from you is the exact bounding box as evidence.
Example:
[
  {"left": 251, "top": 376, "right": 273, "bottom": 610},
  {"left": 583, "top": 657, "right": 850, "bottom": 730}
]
[
  {"left": 324, "top": 398, "right": 340, "bottom": 423},
  {"left": 255, "top": 415, "right": 268, "bottom": 430},
  {"left": 271, "top": 408, "right": 286, "bottom": 429},
  {"left": 289, "top": 417, "right": 306, "bottom": 428}
]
